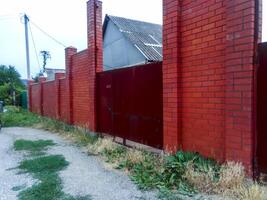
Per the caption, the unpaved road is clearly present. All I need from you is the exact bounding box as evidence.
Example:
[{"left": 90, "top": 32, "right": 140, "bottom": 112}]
[{"left": 0, "top": 127, "right": 158, "bottom": 200}]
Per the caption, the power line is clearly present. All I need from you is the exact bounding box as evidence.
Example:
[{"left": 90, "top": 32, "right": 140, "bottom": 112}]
[
  {"left": 29, "top": 19, "right": 67, "bottom": 48},
  {"left": 29, "top": 23, "right": 41, "bottom": 72}
]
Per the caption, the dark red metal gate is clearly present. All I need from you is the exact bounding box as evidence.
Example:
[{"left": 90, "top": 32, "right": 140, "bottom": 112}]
[
  {"left": 257, "top": 42, "right": 267, "bottom": 173},
  {"left": 97, "top": 62, "right": 163, "bottom": 149}
]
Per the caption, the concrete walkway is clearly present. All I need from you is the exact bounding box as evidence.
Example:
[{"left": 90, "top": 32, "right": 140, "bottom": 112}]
[{"left": 0, "top": 127, "right": 158, "bottom": 200}]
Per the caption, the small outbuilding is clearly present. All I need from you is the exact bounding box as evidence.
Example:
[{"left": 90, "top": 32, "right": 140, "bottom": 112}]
[{"left": 103, "top": 15, "right": 162, "bottom": 70}]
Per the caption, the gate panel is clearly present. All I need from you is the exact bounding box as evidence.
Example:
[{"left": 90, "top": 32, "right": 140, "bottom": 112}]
[
  {"left": 257, "top": 42, "right": 267, "bottom": 173},
  {"left": 97, "top": 62, "right": 163, "bottom": 149},
  {"left": 97, "top": 73, "right": 113, "bottom": 134}
]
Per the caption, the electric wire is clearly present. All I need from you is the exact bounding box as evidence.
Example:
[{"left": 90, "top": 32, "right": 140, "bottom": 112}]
[
  {"left": 29, "top": 23, "right": 42, "bottom": 72},
  {"left": 29, "top": 19, "right": 67, "bottom": 48}
]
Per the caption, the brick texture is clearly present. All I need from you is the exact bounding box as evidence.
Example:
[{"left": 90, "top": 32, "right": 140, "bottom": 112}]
[
  {"left": 42, "top": 81, "right": 57, "bottom": 118},
  {"left": 162, "top": 0, "right": 182, "bottom": 152},
  {"left": 87, "top": 0, "right": 103, "bottom": 130},
  {"left": 163, "top": 0, "right": 261, "bottom": 173},
  {"left": 59, "top": 78, "right": 69, "bottom": 123},
  {"left": 28, "top": 0, "right": 261, "bottom": 173},
  {"left": 72, "top": 50, "right": 91, "bottom": 127},
  {"left": 28, "top": 0, "right": 102, "bottom": 131},
  {"left": 30, "top": 83, "right": 41, "bottom": 114}
]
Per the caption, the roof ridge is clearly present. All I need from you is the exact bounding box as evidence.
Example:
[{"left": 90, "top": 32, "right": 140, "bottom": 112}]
[{"left": 107, "top": 14, "right": 162, "bottom": 27}]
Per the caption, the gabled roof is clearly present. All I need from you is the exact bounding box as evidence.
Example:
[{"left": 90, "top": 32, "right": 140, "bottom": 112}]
[
  {"left": 103, "top": 15, "right": 162, "bottom": 61},
  {"left": 45, "top": 68, "right": 65, "bottom": 72}
]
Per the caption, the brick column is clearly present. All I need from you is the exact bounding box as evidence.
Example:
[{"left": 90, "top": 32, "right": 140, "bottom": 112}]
[
  {"left": 27, "top": 80, "right": 34, "bottom": 111},
  {"left": 225, "top": 0, "right": 260, "bottom": 174},
  {"left": 65, "top": 47, "right": 77, "bottom": 124},
  {"left": 162, "top": 0, "right": 182, "bottom": 152},
  {"left": 38, "top": 77, "right": 46, "bottom": 116},
  {"left": 87, "top": 0, "right": 103, "bottom": 131},
  {"left": 55, "top": 73, "right": 65, "bottom": 119}
]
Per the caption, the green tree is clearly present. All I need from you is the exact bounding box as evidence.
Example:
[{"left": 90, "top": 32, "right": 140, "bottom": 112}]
[{"left": 0, "top": 65, "right": 25, "bottom": 105}]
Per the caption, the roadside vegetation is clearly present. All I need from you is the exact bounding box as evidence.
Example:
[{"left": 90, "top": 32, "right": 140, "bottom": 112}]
[
  {"left": 3, "top": 106, "right": 266, "bottom": 200},
  {"left": 0, "top": 65, "right": 26, "bottom": 106},
  {"left": 14, "top": 139, "right": 91, "bottom": 200}
]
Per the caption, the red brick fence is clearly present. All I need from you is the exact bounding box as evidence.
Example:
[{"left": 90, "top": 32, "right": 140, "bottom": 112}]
[{"left": 29, "top": 0, "right": 263, "bottom": 175}]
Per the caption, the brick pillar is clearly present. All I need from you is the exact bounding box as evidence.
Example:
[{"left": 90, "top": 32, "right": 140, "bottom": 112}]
[
  {"left": 162, "top": 0, "right": 182, "bottom": 153},
  {"left": 27, "top": 80, "right": 34, "bottom": 112},
  {"left": 87, "top": 0, "right": 103, "bottom": 131},
  {"left": 225, "top": 0, "right": 261, "bottom": 174},
  {"left": 38, "top": 77, "right": 46, "bottom": 116},
  {"left": 55, "top": 73, "right": 65, "bottom": 119},
  {"left": 65, "top": 47, "right": 77, "bottom": 124}
]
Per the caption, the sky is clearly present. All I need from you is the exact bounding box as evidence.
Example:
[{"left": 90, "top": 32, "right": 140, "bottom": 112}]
[{"left": 0, "top": 0, "right": 266, "bottom": 79}]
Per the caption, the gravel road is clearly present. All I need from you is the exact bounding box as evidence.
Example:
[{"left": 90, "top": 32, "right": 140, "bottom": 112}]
[{"left": 0, "top": 127, "right": 158, "bottom": 200}]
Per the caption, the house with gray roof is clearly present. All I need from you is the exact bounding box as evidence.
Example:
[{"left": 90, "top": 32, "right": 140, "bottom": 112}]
[{"left": 103, "top": 15, "right": 162, "bottom": 71}]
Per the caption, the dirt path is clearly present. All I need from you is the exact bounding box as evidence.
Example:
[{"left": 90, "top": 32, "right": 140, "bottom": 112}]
[{"left": 0, "top": 127, "right": 158, "bottom": 200}]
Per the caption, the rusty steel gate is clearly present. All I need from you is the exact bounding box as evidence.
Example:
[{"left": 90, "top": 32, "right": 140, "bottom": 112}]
[
  {"left": 96, "top": 62, "right": 163, "bottom": 149},
  {"left": 257, "top": 42, "right": 267, "bottom": 174}
]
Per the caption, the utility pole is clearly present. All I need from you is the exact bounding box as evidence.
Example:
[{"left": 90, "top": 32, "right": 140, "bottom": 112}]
[{"left": 24, "top": 14, "right": 30, "bottom": 80}]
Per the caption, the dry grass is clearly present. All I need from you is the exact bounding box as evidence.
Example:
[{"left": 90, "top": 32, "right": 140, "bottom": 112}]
[
  {"left": 89, "top": 137, "right": 116, "bottom": 154},
  {"left": 184, "top": 161, "right": 266, "bottom": 200},
  {"left": 216, "top": 162, "right": 245, "bottom": 193},
  {"left": 184, "top": 162, "right": 216, "bottom": 194},
  {"left": 125, "top": 148, "right": 145, "bottom": 165},
  {"left": 223, "top": 182, "right": 265, "bottom": 200}
]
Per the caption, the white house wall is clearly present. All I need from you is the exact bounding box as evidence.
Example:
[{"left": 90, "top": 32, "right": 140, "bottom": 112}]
[{"left": 103, "top": 21, "right": 146, "bottom": 70}]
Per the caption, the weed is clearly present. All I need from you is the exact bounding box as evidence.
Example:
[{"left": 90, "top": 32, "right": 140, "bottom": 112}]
[
  {"left": 102, "top": 144, "right": 127, "bottom": 163},
  {"left": 70, "top": 127, "right": 98, "bottom": 146},
  {"left": 131, "top": 154, "right": 162, "bottom": 190}
]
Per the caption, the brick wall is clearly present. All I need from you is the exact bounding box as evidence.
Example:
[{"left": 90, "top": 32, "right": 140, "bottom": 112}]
[
  {"left": 72, "top": 50, "right": 91, "bottom": 127},
  {"left": 28, "top": 0, "right": 102, "bottom": 131},
  {"left": 42, "top": 81, "right": 57, "bottom": 118},
  {"left": 87, "top": 0, "right": 103, "bottom": 131},
  {"left": 59, "top": 78, "right": 69, "bottom": 123},
  {"left": 28, "top": 0, "right": 261, "bottom": 173},
  {"left": 30, "top": 83, "right": 41, "bottom": 114},
  {"left": 163, "top": 0, "right": 261, "bottom": 173}
]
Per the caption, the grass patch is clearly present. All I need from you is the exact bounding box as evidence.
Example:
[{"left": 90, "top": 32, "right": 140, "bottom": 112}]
[
  {"left": 17, "top": 154, "right": 69, "bottom": 200},
  {"left": 3, "top": 106, "right": 98, "bottom": 147},
  {"left": 17, "top": 155, "right": 91, "bottom": 200},
  {"left": 14, "top": 139, "right": 91, "bottom": 200},
  {"left": 2, "top": 106, "right": 42, "bottom": 127},
  {"left": 5, "top": 107, "right": 266, "bottom": 199},
  {"left": 18, "top": 154, "right": 68, "bottom": 174},
  {"left": 14, "top": 139, "right": 55, "bottom": 156}
]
